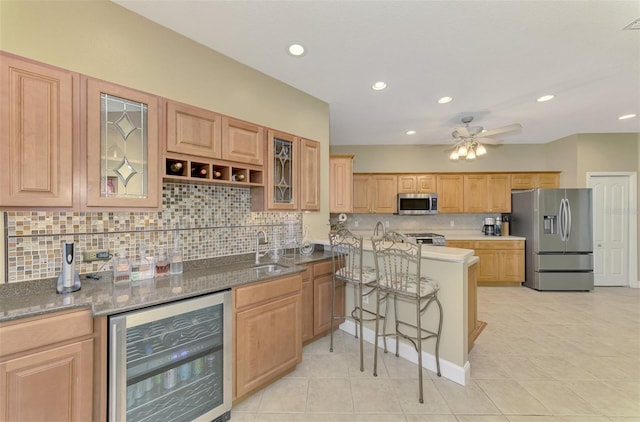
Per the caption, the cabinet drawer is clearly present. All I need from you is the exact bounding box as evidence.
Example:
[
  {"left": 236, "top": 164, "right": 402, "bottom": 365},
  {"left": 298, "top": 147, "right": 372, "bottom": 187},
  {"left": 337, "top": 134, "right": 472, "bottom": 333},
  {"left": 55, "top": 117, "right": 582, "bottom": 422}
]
[
  {"left": 300, "top": 264, "right": 312, "bottom": 283},
  {"left": 234, "top": 275, "right": 301, "bottom": 309},
  {"left": 474, "top": 240, "right": 524, "bottom": 250},
  {"left": 313, "top": 259, "right": 334, "bottom": 277},
  {"left": 0, "top": 309, "right": 93, "bottom": 357},
  {"left": 446, "top": 240, "right": 474, "bottom": 249}
]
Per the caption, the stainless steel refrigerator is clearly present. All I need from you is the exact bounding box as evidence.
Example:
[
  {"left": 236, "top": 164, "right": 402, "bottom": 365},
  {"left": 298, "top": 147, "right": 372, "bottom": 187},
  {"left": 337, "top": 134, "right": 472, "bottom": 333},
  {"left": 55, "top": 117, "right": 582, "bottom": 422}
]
[{"left": 511, "top": 189, "right": 594, "bottom": 291}]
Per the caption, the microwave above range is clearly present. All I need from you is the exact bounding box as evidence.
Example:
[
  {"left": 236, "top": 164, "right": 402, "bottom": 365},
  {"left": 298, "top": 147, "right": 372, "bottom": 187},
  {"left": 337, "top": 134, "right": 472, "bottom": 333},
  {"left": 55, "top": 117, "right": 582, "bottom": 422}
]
[{"left": 397, "top": 193, "right": 438, "bottom": 215}]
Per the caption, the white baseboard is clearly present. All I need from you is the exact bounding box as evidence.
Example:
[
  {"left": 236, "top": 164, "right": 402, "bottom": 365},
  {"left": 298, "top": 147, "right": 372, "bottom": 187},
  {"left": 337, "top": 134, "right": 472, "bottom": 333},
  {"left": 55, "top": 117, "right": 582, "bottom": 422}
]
[{"left": 339, "top": 320, "right": 470, "bottom": 386}]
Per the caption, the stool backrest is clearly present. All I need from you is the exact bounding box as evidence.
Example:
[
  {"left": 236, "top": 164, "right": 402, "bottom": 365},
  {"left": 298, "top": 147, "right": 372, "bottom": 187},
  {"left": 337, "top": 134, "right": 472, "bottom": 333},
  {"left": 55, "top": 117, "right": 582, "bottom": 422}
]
[
  {"left": 371, "top": 231, "right": 422, "bottom": 294},
  {"left": 329, "top": 228, "right": 364, "bottom": 282}
]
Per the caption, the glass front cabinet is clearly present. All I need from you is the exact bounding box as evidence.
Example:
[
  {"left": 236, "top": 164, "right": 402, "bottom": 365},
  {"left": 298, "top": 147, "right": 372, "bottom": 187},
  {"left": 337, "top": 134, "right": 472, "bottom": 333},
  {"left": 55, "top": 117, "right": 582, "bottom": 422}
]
[
  {"left": 85, "top": 77, "right": 160, "bottom": 209},
  {"left": 266, "top": 130, "right": 298, "bottom": 210}
]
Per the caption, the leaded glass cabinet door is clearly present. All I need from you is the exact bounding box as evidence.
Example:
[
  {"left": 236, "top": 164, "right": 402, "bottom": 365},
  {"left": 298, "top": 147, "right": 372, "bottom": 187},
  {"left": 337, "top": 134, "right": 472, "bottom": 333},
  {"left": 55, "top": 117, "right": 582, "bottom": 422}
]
[
  {"left": 85, "top": 78, "right": 160, "bottom": 209},
  {"left": 266, "top": 130, "right": 298, "bottom": 210}
]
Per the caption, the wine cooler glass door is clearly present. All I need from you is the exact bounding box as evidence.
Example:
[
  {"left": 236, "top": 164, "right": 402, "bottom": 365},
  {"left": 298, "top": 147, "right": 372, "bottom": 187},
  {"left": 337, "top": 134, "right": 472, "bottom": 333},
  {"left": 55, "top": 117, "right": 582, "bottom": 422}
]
[{"left": 109, "top": 291, "right": 232, "bottom": 422}]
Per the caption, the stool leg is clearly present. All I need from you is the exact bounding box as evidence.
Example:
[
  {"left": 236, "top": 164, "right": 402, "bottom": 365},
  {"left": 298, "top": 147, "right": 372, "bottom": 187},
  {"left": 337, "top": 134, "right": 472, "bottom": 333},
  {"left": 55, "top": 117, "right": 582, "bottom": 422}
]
[
  {"left": 330, "top": 277, "right": 335, "bottom": 353},
  {"left": 417, "top": 297, "right": 424, "bottom": 404},
  {"left": 358, "top": 283, "right": 364, "bottom": 372},
  {"left": 373, "top": 286, "right": 381, "bottom": 377},
  {"left": 435, "top": 295, "right": 443, "bottom": 377}
]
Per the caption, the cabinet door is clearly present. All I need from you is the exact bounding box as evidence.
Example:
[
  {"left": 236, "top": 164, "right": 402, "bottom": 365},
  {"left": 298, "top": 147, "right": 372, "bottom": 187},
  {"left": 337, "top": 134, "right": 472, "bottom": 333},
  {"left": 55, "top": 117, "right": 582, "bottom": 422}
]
[
  {"left": 463, "top": 174, "right": 488, "bottom": 213},
  {"left": 313, "top": 274, "right": 344, "bottom": 336},
  {"left": 235, "top": 294, "right": 301, "bottom": 398},
  {"left": 329, "top": 156, "right": 353, "bottom": 213},
  {"left": 397, "top": 175, "right": 417, "bottom": 194},
  {"left": 437, "top": 175, "right": 464, "bottom": 213},
  {"left": 221, "top": 117, "right": 263, "bottom": 165},
  {"left": 475, "top": 249, "right": 500, "bottom": 283},
  {"left": 487, "top": 174, "right": 512, "bottom": 212},
  {"left": 165, "top": 100, "right": 222, "bottom": 159},
  {"left": 266, "top": 130, "right": 298, "bottom": 210},
  {"left": 300, "top": 139, "right": 320, "bottom": 211},
  {"left": 352, "top": 174, "right": 370, "bottom": 213},
  {"left": 0, "top": 53, "right": 77, "bottom": 207},
  {"left": 536, "top": 173, "right": 560, "bottom": 189},
  {"left": 511, "top": 173, "right": 535, "bottom": 190},
  {"left": 85, "top": 77, "right": 160, "bottom": 208},
  {"left": 0, "top": 339, "right": 93, "bottom": 422},
  {"left": 500, "top": 249, "right": 525, "bottom": 282},
  {"left": 416, "top": 175, "right": 437, "bottom": 193},
  {"left": 371, "top": 175, "right": 397, "bottom": 213}
]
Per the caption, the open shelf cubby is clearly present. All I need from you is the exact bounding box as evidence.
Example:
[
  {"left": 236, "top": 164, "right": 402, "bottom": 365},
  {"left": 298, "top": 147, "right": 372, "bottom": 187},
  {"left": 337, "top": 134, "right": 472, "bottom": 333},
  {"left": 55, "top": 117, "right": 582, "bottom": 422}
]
[{"left": 163, "top": 156, "right": 264, "bottom": 187}]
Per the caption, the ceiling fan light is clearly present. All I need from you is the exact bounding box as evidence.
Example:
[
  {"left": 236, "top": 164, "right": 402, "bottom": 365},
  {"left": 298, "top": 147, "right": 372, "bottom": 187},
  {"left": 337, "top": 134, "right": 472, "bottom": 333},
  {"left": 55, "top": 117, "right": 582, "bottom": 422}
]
[
  {"left": 457, "top": 145, "right": 468, "bottom": 156},
  {"left": 466, "top": 150, "right": 476, "bottom": 160},
  {"left": 476, "top": 144, "right": 487, "bottom": 156},
  {"left": 449, "top": 151, "right": 459, "bottom": 160}
]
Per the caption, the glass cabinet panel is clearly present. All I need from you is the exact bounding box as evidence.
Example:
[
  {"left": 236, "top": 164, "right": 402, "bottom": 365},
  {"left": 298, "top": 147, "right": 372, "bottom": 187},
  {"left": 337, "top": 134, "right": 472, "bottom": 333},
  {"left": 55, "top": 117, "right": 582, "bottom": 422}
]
[
  {"left": 85, "top": 77, "right": 159, "bottom": 208},
  {"left": 101, "top": 94, "right": 148, "bottom": 198},
  {"left": 266, "top": 130, "right": 298, "bottom": 210}
]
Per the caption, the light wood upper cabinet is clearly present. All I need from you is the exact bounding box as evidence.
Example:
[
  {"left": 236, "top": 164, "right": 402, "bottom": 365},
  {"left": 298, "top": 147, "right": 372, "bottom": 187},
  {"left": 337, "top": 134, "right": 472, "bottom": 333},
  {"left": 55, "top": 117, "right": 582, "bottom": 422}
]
[
  {"left": 463, "top": 174, "right": 488, "bottom": 213},
  {"left": 487, "top": 174, "right": 511, "bottom": 212},
  {"left": 0, "top": 53, "right": 77, "bottom": 208},
  {"left": 511, "top": 172, "right": 560, "bottom": 189},
  {"left": 352, "top": 174, "right": 397, "bottom": 213},
  {"left": 437, "top": 174, "right": 464, "bottom": 213},
  {"left": 329, "top": 155, "right": 354, "bottom": 213},
  {"left": 221, "top": 117, "right": 264, "bottom": 165},
  {"left": 299, "top": 138, "right": 320, "bottom": 211},
  {"left": 165, "top": 100, "right": 222, "bottom": 159},
  {"left": 84, "top": 77, "right": 161, "bottom": 209},
  {"left": 397, "top": 174, "right": 437, "bottom": 194},
  {"left": 263, "top": 130, "right": 298, "bottom": 210}
]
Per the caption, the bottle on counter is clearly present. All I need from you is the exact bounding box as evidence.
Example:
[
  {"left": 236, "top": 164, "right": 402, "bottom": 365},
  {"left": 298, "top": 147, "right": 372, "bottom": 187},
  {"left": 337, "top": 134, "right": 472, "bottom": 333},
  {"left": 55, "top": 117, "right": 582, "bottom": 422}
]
[
  {"left": 155, "top": 248, "right": 170, "bottom": 276},
  {"left": 113, "top": 250, "right": 131, "bottom": 284},
  {"left": 170, "top": 236, "right": 183, "bottom": 275},
  {"left": 495, "top": 216, "right": 502, "bottom": 236}
]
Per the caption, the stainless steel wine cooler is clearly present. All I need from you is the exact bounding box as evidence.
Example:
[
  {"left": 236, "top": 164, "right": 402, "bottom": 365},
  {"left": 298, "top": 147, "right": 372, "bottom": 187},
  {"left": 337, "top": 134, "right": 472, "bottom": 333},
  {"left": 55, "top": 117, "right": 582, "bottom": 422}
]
[{"left": 109, "top": 291, "right": 232, "bottom": 422}]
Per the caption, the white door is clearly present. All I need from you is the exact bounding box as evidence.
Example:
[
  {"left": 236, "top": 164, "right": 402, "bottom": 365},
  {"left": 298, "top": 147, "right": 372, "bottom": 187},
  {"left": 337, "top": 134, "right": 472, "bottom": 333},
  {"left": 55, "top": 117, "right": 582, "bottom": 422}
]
[{"left": 588, "top": 175, "right": 629, "bottom": 286}]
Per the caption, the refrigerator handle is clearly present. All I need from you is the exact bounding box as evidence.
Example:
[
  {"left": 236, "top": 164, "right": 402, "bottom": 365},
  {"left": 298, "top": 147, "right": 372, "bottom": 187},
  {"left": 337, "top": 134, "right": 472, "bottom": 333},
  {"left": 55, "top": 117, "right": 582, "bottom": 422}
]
[
  {"left": 558, "top": 199, "right": 565, "bottom": 241},
  {"left": 565, "top": 197, "right": 572, "bottom": 241}
]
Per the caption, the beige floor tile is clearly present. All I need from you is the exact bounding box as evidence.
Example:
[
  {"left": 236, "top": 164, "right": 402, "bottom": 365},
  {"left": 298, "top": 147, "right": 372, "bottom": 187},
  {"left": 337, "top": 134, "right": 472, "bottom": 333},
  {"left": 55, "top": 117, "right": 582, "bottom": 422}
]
[
  {"left": 354, "top": 414, "right": 408, "bottom": 422},
  {"left": 433, "top": 379, "right": 500, "bottom": 415},
  {"left": 404, "top": 415, "right": 458, "bottom": 422},
  {"left": 455, "top": 416, "right": 509, "bottom": 422},
  {"left": 229, "top": 411, "right": 256, "bottom": 421},
  {"left": 233, "top": 389, "right": 264, "bottom": 412},
  {"left": 288, "top": 353, "right": 350, "bottom": 378},
  {"left": 350, "top": 378, "right": 403, "bottom": 413},
  {"left": 305, "top": 378, "right": 354, "bottom": 413},
  {"left": 254, "top": 413, "right": 299, "bottom": 422},
  {"left": 565, "top": 380, "right": 640, "bottom": 417},
  {"left": 258, "top": 378, "right": 309, "bottom": 412},
  {"left": 517, "top": 380, "right": 600, "bottom": 416},
  {"left": 295, "top": 414, "right": 358, "bottom": 422},
  {"left": 476, "top": 379, "right": 551, "bottom": 415},
  {"left": 390, "top": 378, "right": 451, "bottom": 414}
]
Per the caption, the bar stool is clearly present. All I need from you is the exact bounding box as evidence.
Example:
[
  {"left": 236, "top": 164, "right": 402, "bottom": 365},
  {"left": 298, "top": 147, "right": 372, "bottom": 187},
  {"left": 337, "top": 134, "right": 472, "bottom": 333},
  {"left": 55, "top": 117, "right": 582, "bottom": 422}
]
[
  {"left": 371, "top": 231, "right": 443, "bottom": 403},
  {"left": 329, "top": 228, "right": 379, "bottom": 372}
]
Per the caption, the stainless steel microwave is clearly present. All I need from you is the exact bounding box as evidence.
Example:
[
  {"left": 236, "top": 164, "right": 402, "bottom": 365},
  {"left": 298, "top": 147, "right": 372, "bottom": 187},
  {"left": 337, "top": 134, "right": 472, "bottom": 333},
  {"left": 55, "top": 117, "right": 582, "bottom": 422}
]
[{"left": 397, "top": 193, "right": 438, "bottom": 215}]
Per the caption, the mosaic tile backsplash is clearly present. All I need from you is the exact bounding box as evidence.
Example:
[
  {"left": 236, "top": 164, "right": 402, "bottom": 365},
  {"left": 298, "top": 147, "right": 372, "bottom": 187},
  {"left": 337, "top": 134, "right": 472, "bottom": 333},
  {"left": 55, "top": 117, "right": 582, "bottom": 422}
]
[{"left": 4, "top": 182, "right": 301, "bottom": 283}]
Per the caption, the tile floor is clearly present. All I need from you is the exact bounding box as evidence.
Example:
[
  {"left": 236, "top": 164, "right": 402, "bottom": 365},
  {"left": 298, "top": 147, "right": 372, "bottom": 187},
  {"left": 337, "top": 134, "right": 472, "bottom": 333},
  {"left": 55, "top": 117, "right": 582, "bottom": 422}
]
[{"left": 231, "top": 286, "right": 640, "bottom": 421}]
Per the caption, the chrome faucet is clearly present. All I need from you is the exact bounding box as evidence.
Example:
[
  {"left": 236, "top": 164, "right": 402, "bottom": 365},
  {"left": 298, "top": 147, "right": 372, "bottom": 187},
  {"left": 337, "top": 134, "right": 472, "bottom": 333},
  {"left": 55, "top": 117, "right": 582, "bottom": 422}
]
[
  {"left": 255, "top": 230, "right": 269, "bottom": 264},
  {"left": 373, "top": 221, "right": 386, "bottom": 238}
]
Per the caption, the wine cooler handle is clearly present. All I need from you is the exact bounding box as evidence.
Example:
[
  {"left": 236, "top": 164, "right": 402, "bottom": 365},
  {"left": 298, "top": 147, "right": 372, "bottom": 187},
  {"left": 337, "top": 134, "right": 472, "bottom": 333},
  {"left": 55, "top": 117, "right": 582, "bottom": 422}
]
[{"left": 110, "top": 319, "right": 127, "bottom": 422}]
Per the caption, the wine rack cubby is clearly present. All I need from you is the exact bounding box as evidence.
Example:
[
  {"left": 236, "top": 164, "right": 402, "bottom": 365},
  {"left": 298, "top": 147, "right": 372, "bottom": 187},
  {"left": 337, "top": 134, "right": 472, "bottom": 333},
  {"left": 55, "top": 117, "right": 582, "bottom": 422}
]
[{"left": 163, "top": 155, "right": 264, "bottom": 187}]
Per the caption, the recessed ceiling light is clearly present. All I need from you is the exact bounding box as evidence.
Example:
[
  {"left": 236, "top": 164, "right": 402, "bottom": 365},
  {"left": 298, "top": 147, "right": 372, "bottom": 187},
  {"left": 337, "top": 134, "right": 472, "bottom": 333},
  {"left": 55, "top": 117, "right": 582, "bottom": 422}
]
[
  {"left": 437, "top": 96, "right": 453, "bottom": 104},
  {"left": 618, "top": 113, "right": 637, "bottom": 120},
  {"left": 537, "top": 94, "right": 555, "bottom": 102},
  {"left": 371, "top": 81, "right": 387, "bottom": 91},
  {"left": 288, "top": 43, "right": 306, "bottom": 57},
  {"left": 406, "top": 130, "right": 416, "bottom": 135}
]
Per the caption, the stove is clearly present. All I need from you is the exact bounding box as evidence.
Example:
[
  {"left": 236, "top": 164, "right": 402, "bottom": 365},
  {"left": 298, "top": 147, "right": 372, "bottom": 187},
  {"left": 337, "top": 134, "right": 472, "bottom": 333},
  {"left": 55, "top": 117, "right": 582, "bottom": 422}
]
[{"left": 404, "top": 232, "right": 446, "bottom": 246}]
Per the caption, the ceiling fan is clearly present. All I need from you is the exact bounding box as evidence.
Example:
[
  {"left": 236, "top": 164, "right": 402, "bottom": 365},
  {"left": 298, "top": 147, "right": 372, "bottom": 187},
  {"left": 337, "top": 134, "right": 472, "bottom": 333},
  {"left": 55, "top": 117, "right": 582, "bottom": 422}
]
[{"left": 448, "top": 116, "right": 522, "bottom": 160}]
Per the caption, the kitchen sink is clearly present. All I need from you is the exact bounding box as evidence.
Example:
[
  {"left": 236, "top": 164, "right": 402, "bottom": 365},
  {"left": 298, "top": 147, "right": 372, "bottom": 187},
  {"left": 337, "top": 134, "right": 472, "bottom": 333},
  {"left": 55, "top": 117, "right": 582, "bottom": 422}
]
[{"left": 252, "top": 263, "right": 288, "bottom": 275}]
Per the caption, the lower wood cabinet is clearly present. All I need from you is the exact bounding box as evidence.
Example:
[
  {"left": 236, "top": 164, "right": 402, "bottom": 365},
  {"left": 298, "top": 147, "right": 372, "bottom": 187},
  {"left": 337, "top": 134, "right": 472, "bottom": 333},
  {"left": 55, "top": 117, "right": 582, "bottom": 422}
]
[
  {"left": 0, "top": 309, "right": 94, "bottom": 422},
  {"left": 300, "top": 258, "right": 345, "bottom": 344},
  {"left": 447, "top": 240, "right": 524, "bottom": 286},
  {"left": 233, "top": 274, "right": 302, "bottom": 401}
]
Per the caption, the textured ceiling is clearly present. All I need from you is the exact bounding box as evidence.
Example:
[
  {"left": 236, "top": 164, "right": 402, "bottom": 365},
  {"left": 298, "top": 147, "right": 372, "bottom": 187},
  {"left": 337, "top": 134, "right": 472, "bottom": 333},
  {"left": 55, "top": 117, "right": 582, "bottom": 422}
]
[{"left": 115, "top": 0, "right": 640, "bottom": 146}]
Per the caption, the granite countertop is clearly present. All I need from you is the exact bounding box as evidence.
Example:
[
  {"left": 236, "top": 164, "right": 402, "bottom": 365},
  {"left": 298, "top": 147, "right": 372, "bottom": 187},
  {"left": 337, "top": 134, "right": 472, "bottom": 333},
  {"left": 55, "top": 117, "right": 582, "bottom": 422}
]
[{"left": 0, "top": 249, "right": 333, "bottom": 323}]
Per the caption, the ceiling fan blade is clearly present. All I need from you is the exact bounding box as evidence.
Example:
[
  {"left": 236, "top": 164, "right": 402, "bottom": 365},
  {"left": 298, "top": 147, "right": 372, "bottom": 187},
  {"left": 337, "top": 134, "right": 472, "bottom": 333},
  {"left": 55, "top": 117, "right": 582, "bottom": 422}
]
[
  {"left": 454, "top": 126, "right": 470, "bottom": 137},
  {"left": 477, "top": 137, "right": 503, "bottom": 145},
  {"left": 480, "top": 123, "right": 522, "bottom": 138}
]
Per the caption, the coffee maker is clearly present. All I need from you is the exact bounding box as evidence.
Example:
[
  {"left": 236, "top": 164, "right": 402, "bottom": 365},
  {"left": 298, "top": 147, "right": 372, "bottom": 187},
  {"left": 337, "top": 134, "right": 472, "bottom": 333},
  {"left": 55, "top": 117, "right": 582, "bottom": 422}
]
[{"left": 482, "top": 217, "right": 495, "bottom": 236}]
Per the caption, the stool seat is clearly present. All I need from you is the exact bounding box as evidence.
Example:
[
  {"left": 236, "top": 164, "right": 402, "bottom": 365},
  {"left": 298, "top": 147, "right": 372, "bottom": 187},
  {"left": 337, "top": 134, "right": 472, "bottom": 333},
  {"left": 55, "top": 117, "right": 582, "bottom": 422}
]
[
  {"left": 335, "top": 266, "right": 378, "bottom": 284},
  {"left": 378, "top": 275, "right": 439, "bottom": 296}
]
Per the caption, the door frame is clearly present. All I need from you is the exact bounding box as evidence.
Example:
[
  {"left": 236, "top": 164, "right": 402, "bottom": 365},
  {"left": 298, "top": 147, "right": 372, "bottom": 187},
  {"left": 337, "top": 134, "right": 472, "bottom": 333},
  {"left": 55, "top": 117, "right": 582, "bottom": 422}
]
[{"left": 586, "top": 172, "right": 638, "bottom": 288}]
